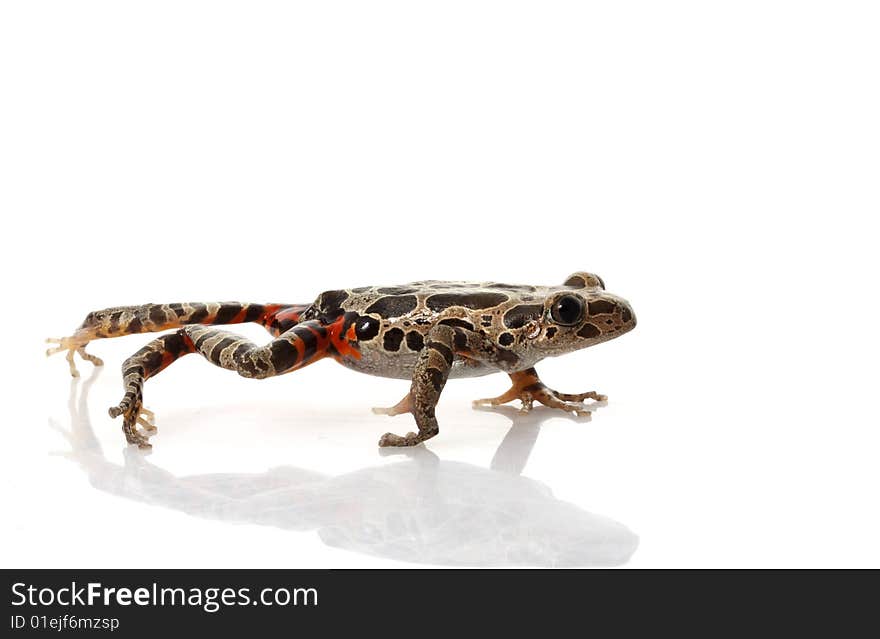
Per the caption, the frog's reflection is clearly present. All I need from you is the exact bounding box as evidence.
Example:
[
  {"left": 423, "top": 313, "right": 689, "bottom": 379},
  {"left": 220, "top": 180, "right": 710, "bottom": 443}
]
[{"left": 53, "top": 371, "right": 638, "bottom": 567}]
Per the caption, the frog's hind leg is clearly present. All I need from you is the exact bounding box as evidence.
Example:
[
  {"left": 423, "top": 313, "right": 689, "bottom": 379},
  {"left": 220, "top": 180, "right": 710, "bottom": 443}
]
[
  {"left": 47, "top": 301, "right": 309, "bottom": 377},
  {"left": 108, "top": 331, "right": 196, "bottom": 448},
  {"left": 109, "top": 320, "right": 336, "bottom": 449},
  {"left": 472, "top": 367, "right": 606, "bottom": 417}
]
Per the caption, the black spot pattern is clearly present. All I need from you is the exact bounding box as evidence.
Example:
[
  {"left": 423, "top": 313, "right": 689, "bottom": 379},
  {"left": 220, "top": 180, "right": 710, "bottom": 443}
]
[
  {"left": 269, "top": 339, "right": 299, "bottom": 372},
  {"left": 588, "top": 300, "right": 616, "bottom": 315},
  {"left": 214, "top": 303, "right": 241, "bottom": 325},
  {"left": 439, "top": 318, "right": 475, "bottom": 331},
  {"left": 365, "top": 295, "right": 418, "bottom": 318},
  {"left": 498, "top": 332, "right": 514, "bottom": 347},
  {"left": 503, "top": 304, "right": 544, "bottom": 329},
  {"left": 297, "top": 326, "right": 319, "bottom": 362},
  {"left": 128, "top": 317, "right": 143, "bottom": 333},
  {"left": 426, "top": 367, "right": 445, "bottom": 391},
  {"left": 621, "top": 307, "right": 632, "bottom": 323},
  {"left": 209, "top": 337, "right": 237, "bottom": 363},
  {"left": 318, "top": 290, "right": 349, "bottom": 319},
  {"left": 143, "top": 349, "right": 163, "bottom": 372},
  {"left": 243, "top": 304, "right": 264, "bottom": 323},
  {"left": 192, "top": 331, "right": 212, "bottom": 350},
  {"left": 148, "top": 306, "right": 167, "bottom": 325},
  {"left": 405, "top": 330, "right": 424, "bottom": 351},
  {"left": 425, "top": 292, "right": 509, "bottom": 312},
  {"left": 383, "top": 328, "right": 405, "bottom": 351},
  {"left": 188, "top": 304, "right": 209, "bottom": 324},
  {"left": 577, "top": 323, "right": 601, "bottom": 339},
  {"left": 429, "top": 341, "right": 454, "bottom": 366}
]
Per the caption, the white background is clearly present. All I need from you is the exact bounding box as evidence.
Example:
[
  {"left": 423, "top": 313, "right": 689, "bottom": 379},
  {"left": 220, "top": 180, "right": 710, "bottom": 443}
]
[{"left": 2, "top": 2, "right": 878, "bottom": 568}]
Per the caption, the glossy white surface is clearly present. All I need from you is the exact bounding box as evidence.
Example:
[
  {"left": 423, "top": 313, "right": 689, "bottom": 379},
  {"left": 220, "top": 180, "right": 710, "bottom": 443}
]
[
  {"left": 2, "top": 1, "right": 878, "bottom": 567},
  {"left": 49, "top": 371, "right": 638, "bottom": 567}
]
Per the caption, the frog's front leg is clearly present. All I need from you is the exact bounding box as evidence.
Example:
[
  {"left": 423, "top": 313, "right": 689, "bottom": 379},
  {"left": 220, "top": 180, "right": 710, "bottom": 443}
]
[
  {"left": 377, "top": 325, "right": 509, "bottom": 447},
  {"left": 376, "top": 326, "right": 454, "bottom": 447},
  {"left": 473, "top": 367, "right": 606, "bottom": 417}
]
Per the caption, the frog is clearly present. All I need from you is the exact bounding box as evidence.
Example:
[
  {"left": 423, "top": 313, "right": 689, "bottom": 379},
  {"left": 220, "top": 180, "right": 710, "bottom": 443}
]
[{"left": 47, "top": 271, "right": 636, "bottom": 449}]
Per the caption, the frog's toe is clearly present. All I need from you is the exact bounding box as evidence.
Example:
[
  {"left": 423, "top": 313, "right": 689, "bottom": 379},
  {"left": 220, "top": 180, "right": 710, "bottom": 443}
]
[
  {"left": 554, "top": 390, "right": 607, "bottom": 403},
  {"left": 76, "top": 346, "right": 103, "bottom": 368},
  {"left": 556, "top": 402, "right": 592, "bottom": 418},
  {"left": 136, "top": 411, "right": 158, "bottom": 435},
  {"left": 532, "top": 389, "right": 594, "bottom": 418},
  {"left": 471, "top": 387, "right": 521, "bottom": 409},
  {"left": 110, "top": 397, "right": 156, "bottom": 449},
  {"left": 125, "top": 425, "right": 153, "bottom": 450},
  {"left": 46, "top": 336, "right": 103, "bottom": 377}
]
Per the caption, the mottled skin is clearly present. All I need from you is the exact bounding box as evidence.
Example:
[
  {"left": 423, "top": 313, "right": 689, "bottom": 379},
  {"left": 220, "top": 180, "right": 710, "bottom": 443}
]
[{"left": 47, "top": 271, "right": 636, "bottom": 449}]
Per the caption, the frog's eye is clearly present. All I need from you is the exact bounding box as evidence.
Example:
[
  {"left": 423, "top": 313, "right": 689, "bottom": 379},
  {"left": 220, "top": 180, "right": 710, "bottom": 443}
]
[{"left": 549, "top": 295, "right": 584, "bottom": 326}]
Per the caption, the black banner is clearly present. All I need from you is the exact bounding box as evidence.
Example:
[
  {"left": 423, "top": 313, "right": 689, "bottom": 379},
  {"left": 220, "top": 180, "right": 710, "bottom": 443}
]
[{"left": 2, "top": 569, "right": 876, "bottom": 635}]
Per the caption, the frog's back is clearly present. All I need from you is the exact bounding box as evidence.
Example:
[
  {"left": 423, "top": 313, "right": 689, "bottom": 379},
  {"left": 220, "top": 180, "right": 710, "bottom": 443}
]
[{"left": 304, "top": 279, "right": 566, "bottom": 380}]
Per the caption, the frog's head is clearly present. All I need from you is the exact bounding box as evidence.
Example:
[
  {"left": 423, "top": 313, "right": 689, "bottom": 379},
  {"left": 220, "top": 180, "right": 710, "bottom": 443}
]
[{"left": 527, "top": 271, "right": 636, "bottom": 357}]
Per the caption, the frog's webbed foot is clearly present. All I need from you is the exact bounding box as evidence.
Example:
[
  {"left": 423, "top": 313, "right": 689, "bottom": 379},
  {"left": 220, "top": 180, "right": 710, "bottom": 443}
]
[
  {"left": 108, "top": 396, "right": 156, "bottom": 450},
  {"left": 45, "top": 335, "right": 104, "bottom": 377},
  {"left": 473, "top": 367, "right": 606, "bottom": 418}
]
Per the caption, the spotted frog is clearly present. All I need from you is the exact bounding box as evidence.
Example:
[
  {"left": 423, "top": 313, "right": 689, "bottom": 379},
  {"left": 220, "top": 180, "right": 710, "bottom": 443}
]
[{"left": 48, "top": 271, "right": 636, "bottom": 448}]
